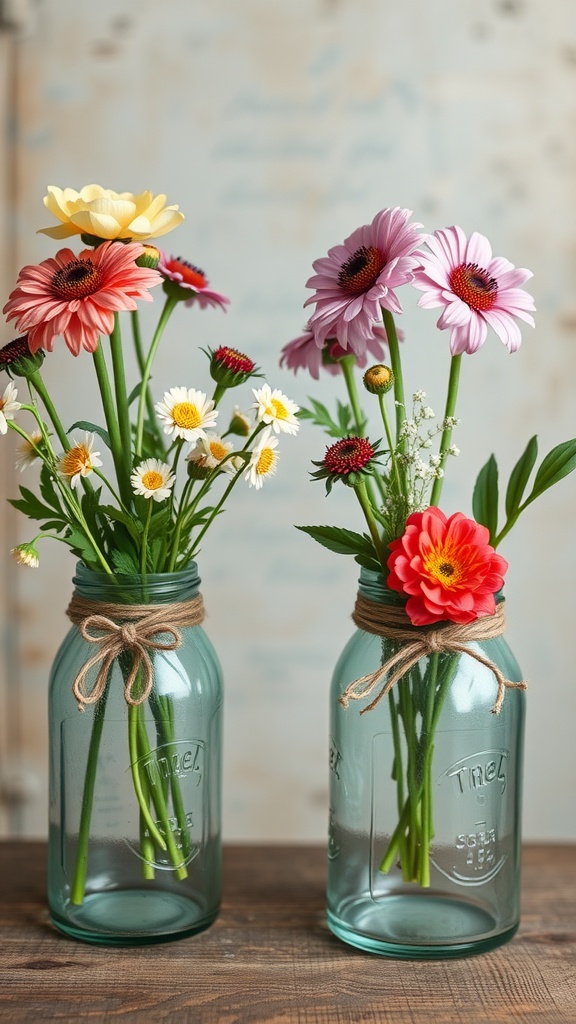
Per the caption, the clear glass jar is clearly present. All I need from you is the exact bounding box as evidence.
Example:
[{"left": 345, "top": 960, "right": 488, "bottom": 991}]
[
  {"left": 48, "top": 563, "right": 222, "bottom": 946},
  {"left": 327, "top": 568, "right": 525, "bottom": 959}
]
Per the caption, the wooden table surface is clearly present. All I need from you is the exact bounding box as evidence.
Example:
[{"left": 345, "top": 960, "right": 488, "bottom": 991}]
[{"left": 0, "top": 842, "right": 575, "bottom": 1024}]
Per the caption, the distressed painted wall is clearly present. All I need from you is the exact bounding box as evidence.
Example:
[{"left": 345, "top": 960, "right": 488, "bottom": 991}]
[{"left": 0, "top": 0, "right": 575, "bottom": 840}]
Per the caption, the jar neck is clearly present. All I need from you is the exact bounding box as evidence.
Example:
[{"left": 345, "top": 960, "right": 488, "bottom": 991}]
[
  {"left": 357, "top": 566, "right": 405, "bottom": 607},
  {"left": 72, "top": 562, "right": 201, "bottom": 605}
]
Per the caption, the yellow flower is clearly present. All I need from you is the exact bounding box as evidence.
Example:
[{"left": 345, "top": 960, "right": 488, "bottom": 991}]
[{"left": 38, "top": 185, "right": 184, "bottom": 242}]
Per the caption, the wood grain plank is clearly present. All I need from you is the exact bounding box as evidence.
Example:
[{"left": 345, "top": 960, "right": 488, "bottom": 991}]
[{"left": 0, "top": 843, "right": 574, "bottom": 1024}]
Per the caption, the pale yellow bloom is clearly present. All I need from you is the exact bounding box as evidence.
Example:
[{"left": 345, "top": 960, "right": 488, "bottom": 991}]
[{"left": 38, "top": 185, "right": 184, "bottom": 241}]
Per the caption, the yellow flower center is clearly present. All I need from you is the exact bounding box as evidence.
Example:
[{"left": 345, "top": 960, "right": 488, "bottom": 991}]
[
  {"left": 172, "top": 401, "right": 202, "bottom": 430},
  {"left": 141, "top": 470, "right": 164, "bottom": 490},
  {"left": 209, "top": 440, "right": 228, "bottom": 461},
  {"left": 61, "top": 444, "right": 92, "bottom": 476},
  {"left": 268, "top": 398, "right": 289, "bottom": 420},
  {"left": 422, "top": 544, "right": 465, "bottom": 589},
  {"left": 256, "top": 447, "right": 275, "bottom": 475}
]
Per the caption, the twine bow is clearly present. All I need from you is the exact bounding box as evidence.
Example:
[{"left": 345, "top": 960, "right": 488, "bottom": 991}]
[
  {"left": 66, "top": 595, "right": 205, "bottom": 711},
  {"left": 340, "top": 595, "right": 526, "bottom": 716}
]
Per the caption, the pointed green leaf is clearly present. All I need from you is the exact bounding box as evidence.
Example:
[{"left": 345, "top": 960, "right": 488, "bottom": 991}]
[
  {"left": 528, "top": 438, "right": 576, "bottom": 503},
  {"left": 505, "top": 436, "right": 538, "bottom": 518},
  {"left": 296, "top": 524, "right": 377, "bottom": 560},
  {"left": 68, "top": 421, "right": 112, "bottom": 451},
  {"left": 39, "top": 463, "right": 64, "bottom": 513},
  {"left": 127, "top": 380, "right": 144, "bottom": 406},
  {"left": 472, "top": 455, "right": 499, "bottom": 543},
  {"left": 111, "top": 548, "right": 139, "bottom": 575}
]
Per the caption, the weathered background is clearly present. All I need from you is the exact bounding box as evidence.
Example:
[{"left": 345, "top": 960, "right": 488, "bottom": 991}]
[{"left": 0, "top": 0, "right": 575, "bottom": 840}]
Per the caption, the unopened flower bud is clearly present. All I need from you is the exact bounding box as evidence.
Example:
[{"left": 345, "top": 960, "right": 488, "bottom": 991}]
[
  {"left": 0, "top": 336, "right": 45, "bottom": 379},
  {"left": 228, "top": 406, "right": 251, "bottom": 436},
  {"left": 11, "top": 541, "right": 40, "bottom": 568},
  {"left": 363, "top": 364, "right": 394, "bottom": 395},
  {"left": 136, "top": 244, "right": 161, "bottom": 269}
]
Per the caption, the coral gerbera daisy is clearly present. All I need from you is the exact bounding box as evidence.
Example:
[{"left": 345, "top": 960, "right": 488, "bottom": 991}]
[
  {"left": 304, "top": 208, "right": 424, "bottom": 355},
  {"left": 0, "top": 381, "right": 21, "bottom": 433},
  {"left": 412, "top": 226, "right": 535, "bottom": 355},
  {"left": 252, "top": 384, "right": 300, "bottom": 435},
  {"left": 155, "top": 387, "right": 218, "bottom": 443},
  {"left": 3, "top": 241, "right": 161, "bottom": 356},
  {"left": 130, "top": 459, "right": 175, "bottom": 502},
  {"left": 158, "top": 254, "right": 230, "bottom": 311},
  {"left": 387, "top": 506, "right": 508, "bottom": 626},
  {"left": 244, "top": 428, "right": 279, "bottom": 490},
  {"left": 58, "top": 432, "right": 103, "bottom": 488}
]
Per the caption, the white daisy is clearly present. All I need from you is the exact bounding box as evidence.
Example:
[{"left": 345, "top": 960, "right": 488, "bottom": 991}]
[
  {"left": 58, "top": 432, "right": 103, "bottom": 489},
  {"left": 15, "top": 431, "right": 44, "bottom": 471},
  {"left": 0, "top": 381, "right": 21, "bottom": 434},
  {"left": 252, "top": 384, "right": 300, "bottom": 435},
  {"left": 155, "top": 386, "right": 218, "bottom": 443},
  {"left": 187, "top": 434, "right": 238, "bottom": 475},
  {"left": 131, "top": 458, "right": 175, "bottom": 502},
  {"left": 11, "top": 542, "right": 40, "bottom": 568},
  {"left": 244, "top": 427, "right": 279, "bottom": 490}
]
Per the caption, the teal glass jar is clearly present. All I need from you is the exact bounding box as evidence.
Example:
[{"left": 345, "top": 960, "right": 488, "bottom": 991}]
[
  {"left": 48, "top": 563, "right": 223, "bottom": 946},
  {"left": 327, "top": 568, "right": 525, "bottom": 959}
]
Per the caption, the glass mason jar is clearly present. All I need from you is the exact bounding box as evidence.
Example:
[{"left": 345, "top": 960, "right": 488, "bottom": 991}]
[
  {"left": 327, "top": 568, "right": 525, "bottom": 959},
  {"left": 48, "top": 563, "right": 223, "bottom": 946}
]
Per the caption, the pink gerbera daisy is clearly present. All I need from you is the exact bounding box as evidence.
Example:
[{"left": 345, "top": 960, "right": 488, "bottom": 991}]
[
  {"left": 412, "top": 226, "right": 535, "bottom": 355},
  {"left": 158, "top": 253, "right": 230, "bottom": 311},
  {"left": 303, "top": 208, "right": 424, "bottom": 356},
  {"left": 280, "top": 322, "right": 393, "bottom": 380},
  {"left": 3, "top": 241, "right": 161, "bottom": 356}
]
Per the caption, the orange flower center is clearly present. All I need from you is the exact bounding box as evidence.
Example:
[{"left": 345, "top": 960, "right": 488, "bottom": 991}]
[
  {"left": 423, "top": 541, "right": 478, "bottom": 590},
  {"left": 60, "top": 444, "right": 92, "bottom": 476},
  {"left": 167, "top": 258, "right": 207, "bottom": 289},
  {"left": 51, "top": 259, "right": 104, "bottom": 300},
  {"left": 172, "top": 401, "right": 202, "bottom": 429},
  {"left": 256, "top": 447, "right": 275, "bottom": 475},
  {"left": 338, "top": 246, "right": 387, "bottom": 296},
  {"left": 209, "top": 440, "right": 228, "bottom": 461},
  {"left": 141, "top": 470, "right": 164, "bottom": 490},
  {"left": 449, "top": 263, "right": 498, "bottom": 312}
]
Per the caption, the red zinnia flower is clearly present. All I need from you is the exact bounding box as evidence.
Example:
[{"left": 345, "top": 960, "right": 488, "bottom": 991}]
[
  {"left": 387, "top": 506, "right": 508, "bottom": 626},
  {"left": 324, "top": 436, "right": 376, "bottom": 475},
  {"left": 214, "top": 346, "right": 254, "bottom": 375},
  {"left": 3, "top": 242, "right": 161, "bottom": 356}
]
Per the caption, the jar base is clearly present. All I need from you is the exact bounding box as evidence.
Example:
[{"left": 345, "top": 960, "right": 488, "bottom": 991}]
[
  {"left": 50, "top": 889, "right": 219, "bottom": 946},
  {"left": 327, "top": 893, "right": 518, "bottom": 959}
]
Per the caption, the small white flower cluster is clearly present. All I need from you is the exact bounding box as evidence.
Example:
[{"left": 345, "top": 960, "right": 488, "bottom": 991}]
[{"left": 395, "top": 391, "right": 461, "bottom": 515}]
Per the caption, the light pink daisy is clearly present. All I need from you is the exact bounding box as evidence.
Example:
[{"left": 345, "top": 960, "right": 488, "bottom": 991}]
[
  {"left": 280, "top": 323, "right": 394, "bottom": 380},
  {"left": 158, "top": 253, "right": 230, "bottom": 311},
  {"left": 3, "top": 241, "right": 161, "bottom": 356},
  {"left": 303, "top": 208, "right": 423, "bottom": 355},
  {"left": 412, "top": 226, "right": 536, "bottom": 355}
]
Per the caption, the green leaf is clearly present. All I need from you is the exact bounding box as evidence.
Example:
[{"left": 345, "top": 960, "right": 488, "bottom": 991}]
[
  {"left": 299, "top": 398, "right": 357, "bottom": 439},
  {"left": 472, "top": 455, "right": 499, "bottom": 543},
  {"left": 68, "top": 421, "right": 112, "bottom": 451},
  {"left": 127, "top": 380, "right": 144, "bottom": 406},
  {"left": 39, "top": 463, "right": 64, "bottom": 513},
  {"left": 100, "top": 504, "right": 143, "bottom": 543},
  {"left": 111, "top": 549, "right": 139, "bottom": 574},
  {"left": 296, "top": 524, "right": 377, "bottom": 561},
  {"left": 65, "top": 526, "right": 98, "bottom": 566},
  {"left": 9, "top": 486, "right": 65, "bottom": 524},
  {"left": 527, "top": 438, "right": 576, "bottom": 503},
  {"left": 147, "top": 507, "right": 172, "bottom": 540},
  {"left": 505, "top": 436, "right": 538, "bottom": 519}
]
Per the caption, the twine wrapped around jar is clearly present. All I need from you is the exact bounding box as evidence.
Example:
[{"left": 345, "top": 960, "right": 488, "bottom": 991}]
[
  {"left": 66, "top": 594, "right": 205, "bottom": 711},
  {"left": 340, "top": 594, "right": 526, "bottom": 715}
]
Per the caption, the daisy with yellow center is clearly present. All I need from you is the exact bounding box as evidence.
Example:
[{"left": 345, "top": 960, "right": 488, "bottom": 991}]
[
  {"left": 131, "top": 459, "right": 175, "bottom": 502},
  {"left": 244, "top": 427, "right": 279, "bottom": 490},
  {"left": 15, "top": 431, "right": 44, "bottom": 471},
  {"left": 252, "top": 384, "right": 300, "bottom": 435},
  {"left": 58, "top": 432, "right": 102, "bottom": 489},
  {"left": 155, "top": 386, "right": 218, "bottom": 443},
  {"left": 187, "top": 434, "right": 237, "bottom": 475},
  {"left": 0, "top": 381, "right": 21, "bottom": 434},
  {"left": 11, "top": 541, "right": 40, "bottom": 568}
]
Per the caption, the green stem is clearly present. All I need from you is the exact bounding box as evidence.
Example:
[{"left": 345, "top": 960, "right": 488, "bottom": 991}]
[
  {"left": 354, "top": 479, "right": 387, "bottom": 572},
  {"left": 128, "top": 705, "right": 167, "bottom": 851},
  {"left": 340, "top": 355, "right": 364, "bottom": 434},
  {"left": 135, "top": 295, "right": 178, "bottom": 457},
  {"left": 134, "top": 705, "right": 188, "bottom": 880},
  {"left": 92, "top": 342, "right": 130, "bottom": 507},
  {"left": 70, "top": 678, "right": 112, "bottom": 905},
  {"left": 378, "top": 392, "right": 402, "bottom": 495},
  {"left": 27, "top": 370, "right": 70, "bottom": 450},
  {"left": 418, "top": 652, "right": 439, "bottom": 887},
  {"left": 109, "top": 313, "right": 133, "bottom": 507},
  {"left": 381, "top": 309, "right": 406, "bottom": 452},
  {"left": 140, "top": 500, "right": 153, "bottom": 574},
  {"left": 131, "top": 309, "right": 166, "bottom": 456},
  {"left": 430, "top": 353, "right": 462, "bottom": 507}
]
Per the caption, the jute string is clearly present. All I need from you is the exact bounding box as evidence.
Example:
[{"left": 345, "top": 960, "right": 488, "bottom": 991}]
[
  {"left": 66, "top": 594, "right": 205, "bottom": 712},
  {"left": 340, "top": 594, "right": 526, "bottom": 716}
]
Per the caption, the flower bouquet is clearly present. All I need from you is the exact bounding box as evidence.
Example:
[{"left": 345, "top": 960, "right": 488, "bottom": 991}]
[
  {"left": 1, "top": 184, "right": 300, "bottom": 937},
  {"left": 282, "top": 208, "right": 576, "bottom": 923}
]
